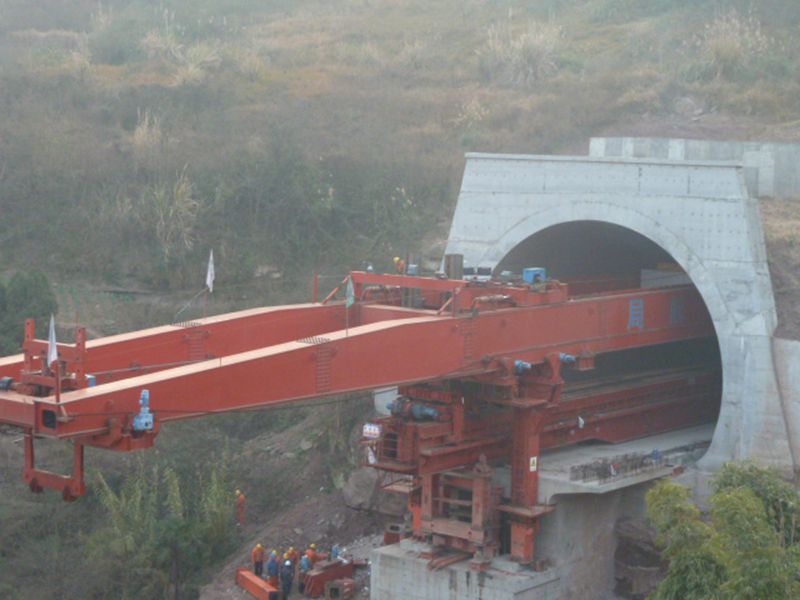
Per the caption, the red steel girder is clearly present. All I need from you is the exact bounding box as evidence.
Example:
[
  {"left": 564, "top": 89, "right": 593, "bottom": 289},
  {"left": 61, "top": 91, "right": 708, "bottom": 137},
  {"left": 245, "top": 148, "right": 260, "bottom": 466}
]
[
  {"left": 0, "top": 284, "right": 712, "bottom": 445},
  {"left": 0, "top": 303, "right": 353, "bottom": 384},
  {"left": 371, "top": 367, "right": 720, "bottom": 477}
]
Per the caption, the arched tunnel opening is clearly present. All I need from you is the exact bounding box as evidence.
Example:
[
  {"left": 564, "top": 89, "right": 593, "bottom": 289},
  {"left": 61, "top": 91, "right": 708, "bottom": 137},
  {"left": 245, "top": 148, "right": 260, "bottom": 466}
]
[{"left": 495, "top": 220, "right": 722, "bottom": 456}]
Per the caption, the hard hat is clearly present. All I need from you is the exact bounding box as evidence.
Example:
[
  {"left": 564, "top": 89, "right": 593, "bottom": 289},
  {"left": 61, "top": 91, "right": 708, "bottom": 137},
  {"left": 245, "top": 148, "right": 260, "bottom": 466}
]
[
  {"left": 284, "top": 553, "right": 289, "bottom": 559},
  {"left": 271, "top": 550, "right": 278, "bottom": 557},
  {"left": 235, "top": 489, "right": 241, "bottom": 495},
  {"left": 285, "top": 560, "right": 292, "bottom": 567},
  {"left": 310, "top": 543, "right": 317, "bottom": 549},
  {"left": 257, "top": 543, "right": 263, "bottom": 549},
  {"left": 289, "top": 546, "right": 295, "bottom": 551},
  {"left": 393, "top": 256, "right": 400, "bottom": 262}
]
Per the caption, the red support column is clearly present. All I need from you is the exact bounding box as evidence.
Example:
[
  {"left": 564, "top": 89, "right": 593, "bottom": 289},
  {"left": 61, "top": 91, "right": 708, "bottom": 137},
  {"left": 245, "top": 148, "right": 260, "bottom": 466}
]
[
  {"left": 421, "top": 473, "right": 434, "bottom": 530},
  {"left": 510, "top": 406, "right": 545, "bottom": 507}
]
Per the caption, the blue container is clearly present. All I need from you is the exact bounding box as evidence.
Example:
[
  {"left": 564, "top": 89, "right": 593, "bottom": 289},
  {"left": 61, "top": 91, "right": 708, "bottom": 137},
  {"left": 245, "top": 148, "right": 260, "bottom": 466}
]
[{"left": 523, "top": 267, "right": 547, "bottom": 284}]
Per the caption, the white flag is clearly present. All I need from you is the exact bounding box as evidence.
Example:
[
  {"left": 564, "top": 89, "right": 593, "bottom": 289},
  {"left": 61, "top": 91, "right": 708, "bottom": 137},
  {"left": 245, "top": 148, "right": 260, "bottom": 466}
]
[
  {"left": 47, "top": 314, "right": 58, "bottom": 367},
  {"left": 205, "top": 250, "right": 215, "bottom": 293},
  {"left": 345, "top": 276, "right": 355, "bottom": 308}
]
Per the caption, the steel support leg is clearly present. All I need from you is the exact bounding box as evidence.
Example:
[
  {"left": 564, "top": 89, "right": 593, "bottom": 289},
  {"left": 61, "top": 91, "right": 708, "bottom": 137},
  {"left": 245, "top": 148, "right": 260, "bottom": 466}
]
[{"left": 23, "top": 431, "right": 86, "bottom": 501}]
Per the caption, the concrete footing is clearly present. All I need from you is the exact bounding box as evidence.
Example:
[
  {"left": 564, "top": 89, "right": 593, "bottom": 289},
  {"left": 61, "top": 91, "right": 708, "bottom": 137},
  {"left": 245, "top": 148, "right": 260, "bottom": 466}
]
[
  {"left": 370, "top": 483, "right": 649, "bottom": 600},
  {"left": 370, "top": 539, "right": 560, "bottom": 600}
]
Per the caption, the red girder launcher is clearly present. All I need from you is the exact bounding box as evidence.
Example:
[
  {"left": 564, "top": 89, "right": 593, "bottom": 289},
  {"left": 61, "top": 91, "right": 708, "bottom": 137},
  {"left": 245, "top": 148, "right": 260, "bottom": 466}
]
[{"left": 0, "top": 271, "right": 717, "bottom": 561}]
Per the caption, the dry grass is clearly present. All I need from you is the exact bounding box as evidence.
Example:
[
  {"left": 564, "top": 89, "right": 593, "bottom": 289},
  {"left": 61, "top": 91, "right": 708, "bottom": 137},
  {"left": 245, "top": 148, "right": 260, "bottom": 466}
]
[
  {"left": 132, "top": 109, "right": 163, "bottom": 169},
  {"left": 169, "top": 43, "right": 222, "bottom": 86},
  {"left": 477, "top": 19, "right": 563, "bottom": 87},
  {"left": 149, "top": 170, "right": 200, "bottom": 261},
  {"left": 699, "top": 8, "right": 772, "bottom": 79},
  {"left": 140, "top": 30, "right": 183, "bottom": 61},
  {"left": 227, "top": 47, "right": 268, "bottom": 80}
]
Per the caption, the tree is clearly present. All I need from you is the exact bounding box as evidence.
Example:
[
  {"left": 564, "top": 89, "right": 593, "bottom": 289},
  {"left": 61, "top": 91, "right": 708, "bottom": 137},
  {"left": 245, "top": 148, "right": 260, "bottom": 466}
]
[
  {"left": 88, "top": 457, "right": 236, "bottom": 600},
  {"left": 647, "top": 462, "right": 800, "bottom": 600},
  {"left": 710, "top": 487, "right": 798, "bottom": 599},
  {"left": 646, "top": 480, "right": 725, "bottom": 600}
]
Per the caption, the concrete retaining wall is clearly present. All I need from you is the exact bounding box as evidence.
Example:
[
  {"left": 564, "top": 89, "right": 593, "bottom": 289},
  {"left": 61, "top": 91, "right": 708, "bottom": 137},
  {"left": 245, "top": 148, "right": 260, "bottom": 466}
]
[
  {"left": 773, "top": 338, "right": 800, "bottom": 476},
  {"left": 589, "top": 137, "right": 800, "bottom": 198}
]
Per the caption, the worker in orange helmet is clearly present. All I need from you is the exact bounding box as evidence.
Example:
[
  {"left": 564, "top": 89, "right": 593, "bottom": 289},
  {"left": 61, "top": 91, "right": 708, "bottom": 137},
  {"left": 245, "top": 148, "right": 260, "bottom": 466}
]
[
  {"left": 236, "top": 489, "right": 247, "bottom": 527},
  {"left": 393, "top": 256, "right": 406, "bottom": 275},
  {"left": 251, "top": 543, "right": 266, "bottom": 578}
]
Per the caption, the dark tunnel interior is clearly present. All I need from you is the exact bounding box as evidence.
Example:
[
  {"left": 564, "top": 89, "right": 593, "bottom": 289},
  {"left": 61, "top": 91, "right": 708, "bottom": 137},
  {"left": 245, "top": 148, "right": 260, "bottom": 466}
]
[
  {"left": 496, "top": 221, "right": 675, "bottom": 280},
  {"left": 496, "top": 220, "right": 722, "bottom": 437}
]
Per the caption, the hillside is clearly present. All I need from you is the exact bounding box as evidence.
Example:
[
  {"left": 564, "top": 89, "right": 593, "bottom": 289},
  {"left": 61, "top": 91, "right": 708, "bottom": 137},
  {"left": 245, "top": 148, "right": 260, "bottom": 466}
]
[{"left": 2, "top": 1, "right": 800, "bottom": 598}]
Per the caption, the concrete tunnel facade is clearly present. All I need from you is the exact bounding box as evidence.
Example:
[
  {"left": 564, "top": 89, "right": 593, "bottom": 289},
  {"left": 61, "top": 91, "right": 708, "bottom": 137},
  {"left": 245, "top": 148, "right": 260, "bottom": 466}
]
[{"left": 443, "top": 152, "right": 796, "bottom": 476}]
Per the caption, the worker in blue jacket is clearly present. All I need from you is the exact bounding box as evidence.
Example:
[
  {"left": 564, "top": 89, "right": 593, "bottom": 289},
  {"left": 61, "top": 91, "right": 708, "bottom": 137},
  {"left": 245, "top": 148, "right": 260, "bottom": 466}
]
[
  {"left": 267, "top": 550, "right": 280, "bottom": 589},
  {"left": 298, "top": 553, "right": 312, "bottom": 594}
]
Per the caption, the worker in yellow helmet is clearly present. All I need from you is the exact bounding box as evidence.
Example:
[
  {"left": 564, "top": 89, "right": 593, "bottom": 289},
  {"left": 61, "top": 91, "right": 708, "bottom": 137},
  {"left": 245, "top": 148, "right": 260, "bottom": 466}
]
[
  {"left": 251, "top": 543, "right": 265, "bottom": 577},
  {"left": 393, "top": 256, "right": 406, "bottom": 274},
  {"left": 306, "top": 543, "right": 319, "bottom": 565}
]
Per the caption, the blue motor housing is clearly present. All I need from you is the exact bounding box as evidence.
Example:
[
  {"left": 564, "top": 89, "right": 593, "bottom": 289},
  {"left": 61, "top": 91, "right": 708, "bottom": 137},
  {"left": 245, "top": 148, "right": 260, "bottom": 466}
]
[
  {"left": 132, "top": 389, "right": 154, "bottom": 432},
  {"left": 523, "top": 267, "right": 547, "bottom": 284},
  {"left": 410, "top": 403, "right": 440, "bottom": 421}
]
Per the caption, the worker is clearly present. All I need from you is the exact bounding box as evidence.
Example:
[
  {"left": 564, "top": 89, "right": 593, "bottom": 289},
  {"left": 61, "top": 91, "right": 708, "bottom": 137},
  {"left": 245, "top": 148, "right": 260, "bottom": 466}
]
[
  {"left": 267, "top": 550, "right": 280, "bottom": 589},
  {"left": 305, "top": 543, "right": 319, "bottom": 564},
  {"left": 280, "top": 558, "right": 295, "bottom": 599},
  {"left": 286, "top": 546, "right": 300, "bottom": 566},
  {"left": 236, "top": 489, "right": 246, "bottom": 527},
  {"left": 298, "top": 552, "right": 312, "bottom": 595},
  {"left": 252, "top": 543, "right": 266, "bottom": 577},
  {"left": 393, "top": 256, "right": 406, "bottom": 274}
]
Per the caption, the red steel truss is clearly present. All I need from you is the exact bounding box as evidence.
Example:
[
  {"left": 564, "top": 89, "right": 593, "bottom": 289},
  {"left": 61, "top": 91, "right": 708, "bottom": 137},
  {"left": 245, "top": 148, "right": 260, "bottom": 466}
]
[{"left": 0, "top": 270, "right": 717, "bottom": 560}]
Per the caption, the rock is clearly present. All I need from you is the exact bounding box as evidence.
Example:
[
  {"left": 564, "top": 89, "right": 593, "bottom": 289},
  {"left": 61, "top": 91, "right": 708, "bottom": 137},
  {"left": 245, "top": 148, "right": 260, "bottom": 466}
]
[
  {"left": 342, "top": 467, "right": 379, "bottom": 510},
  {"left": 614, "top": 518, "right": 665, "bottom": 599},
  {"left": 332, "top": 471, "right": 346, "bottom": 490},
  {"left": 300, "top": 439, "right": 313, "bottom": 451},
  {"left": 294, "top": 528, "right": 303, "bottom": 535},
  {"left": 673, "top": 96, "right": 697, "bottom": 117}
]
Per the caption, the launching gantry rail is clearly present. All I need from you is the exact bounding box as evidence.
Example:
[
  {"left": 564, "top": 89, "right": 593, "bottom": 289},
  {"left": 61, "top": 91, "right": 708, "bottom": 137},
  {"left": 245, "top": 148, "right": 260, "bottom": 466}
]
[{"left": 0, "top": 271, "right": 716, "bottom": 562}]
